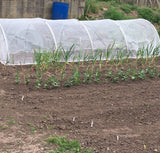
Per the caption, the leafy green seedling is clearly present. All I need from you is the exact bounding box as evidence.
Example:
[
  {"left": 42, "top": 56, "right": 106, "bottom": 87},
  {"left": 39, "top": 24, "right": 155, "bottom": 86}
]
[
  {"left": 15, "top": 71, "right": 21, "bottom": 84},
  {"left": 94, "top": 69, "right": 101, "bottom": 83}
]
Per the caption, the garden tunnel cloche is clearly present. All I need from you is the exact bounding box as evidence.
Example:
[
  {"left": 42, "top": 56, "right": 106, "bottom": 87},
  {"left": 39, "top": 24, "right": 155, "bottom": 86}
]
[{"left": 0, "top": 18, "right": 159, "bottom": 65}]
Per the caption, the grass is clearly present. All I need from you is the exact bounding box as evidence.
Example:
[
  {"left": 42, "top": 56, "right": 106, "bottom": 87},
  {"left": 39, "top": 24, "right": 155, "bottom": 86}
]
[{"left": 47, "top": 136, "right": 95, "bottom": 153}]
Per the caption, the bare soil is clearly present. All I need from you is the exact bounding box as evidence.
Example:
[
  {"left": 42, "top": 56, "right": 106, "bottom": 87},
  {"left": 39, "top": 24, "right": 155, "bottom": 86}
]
[{"left": 0, "top": 62, "right": 160, "bottom": 153}]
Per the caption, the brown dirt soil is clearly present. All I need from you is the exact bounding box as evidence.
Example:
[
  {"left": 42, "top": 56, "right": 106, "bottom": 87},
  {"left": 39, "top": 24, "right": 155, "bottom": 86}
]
[{"left": 0, "top": 61, "right": 160, "bottom": 153}]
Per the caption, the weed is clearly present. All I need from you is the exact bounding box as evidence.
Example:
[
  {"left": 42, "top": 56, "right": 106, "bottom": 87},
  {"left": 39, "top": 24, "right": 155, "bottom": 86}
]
[
  {"left": 7, "top": 120, "right": 16, "bottom": 125},
  {"left": 47, "top": 126, "right": 53, "bottom": 130},
  {"left": 27, "top": 123, "right": 32, "bottom": 126},
  {"left": 47, "top": 136, "right": 94, "bottom": 153},
  {"left": 31, "top": 127, "right": 36, "bottom": 131},
  {"left": 0, "top": 126, "right": 8, "bottom": 130}
]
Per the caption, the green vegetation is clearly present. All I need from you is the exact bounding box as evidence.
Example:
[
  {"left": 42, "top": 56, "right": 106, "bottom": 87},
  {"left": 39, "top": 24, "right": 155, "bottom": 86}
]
[
  {"left": 0, "top": 125, "right": 8, "bottom": 130},
  {"left": 7, "top": 120, "right": 16, "bottom": 125},
  {"left": 82, "top": 0, "right": 160, "bottom": 34},
  {"left": 104, "top": 9, "right": 125, "bottom": 20},
  {"left": 47, "top": 136, "right": 94, "bottom": 153},
  {"left": 14, "top": 43, "right": 160, "bottom": 89},
  {"left": 15, "top": 71, "right": 21, "bottom": 84}
]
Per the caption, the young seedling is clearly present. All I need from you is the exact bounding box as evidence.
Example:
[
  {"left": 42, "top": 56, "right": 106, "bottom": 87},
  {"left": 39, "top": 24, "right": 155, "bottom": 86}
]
[
  {"left": 106, "top": 69, "right": 113, "bottom": 78},
  {"left": 94, "top": 69, "right": 101, "bottom": 83},
  {"left": 15, "top": 71, "right": 21, "bottom": 84},
  {"left": 60, "top": 70, "right": 65, "bottom": 81},
  {"left": 64, "top": 77, "right": 73, "bottom": 87},
  {"left": 83, "top": 70, "right": 93, "bottom": 83},
  {"left": 112, "top": 74, "right": 119, "bottom": 83},
  {"left": 72, "top": 68, "right": 81, "bottom": 85},
  {"left": 35, "top": 72, "right": 42, "bottom": 89},
  {"left": 44, "top": 75, "right": 59, "bottom": 89},
  {"left": 148, "top": 66, "right": 157, "bottom": 78}
]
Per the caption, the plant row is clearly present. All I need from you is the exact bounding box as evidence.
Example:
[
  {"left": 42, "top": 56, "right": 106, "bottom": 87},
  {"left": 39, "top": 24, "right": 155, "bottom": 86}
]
[{"left": 15, "top": 44, "right": 160, "bottom": 89}]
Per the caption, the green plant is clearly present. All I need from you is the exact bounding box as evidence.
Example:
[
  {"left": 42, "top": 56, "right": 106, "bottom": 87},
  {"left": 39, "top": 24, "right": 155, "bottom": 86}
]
[
  {"left": 121, "top": 72, "right": 129, "bottom": 81},
  {"left": 148, "top": 67, "right": 157, "bottom": 78},
  {"left": 112, "top": 74, "right": 119, "bottom": 83},
  {"left": 47, "top": 136, "right": 94, "bottom": 153},
  {"left": 35, "top": 72, "right": 42, "bottom": 89},
  {"left": 157, "top": 72, "right": 160, "bottom": 77},
  {"left": 34, "top": 50, "right": 52, "bottom": 72},
  {"left": 94, "top": 69, "right": 101, "bottom": 83},
  {"left": 31, "top": 127, "right": 36, "bottom": 131},
  {"left": 15, "top": 71, "right": 21, "bottom": 84},
  {"left": 104, "top": 9, "right": 125, "bottom": 20},
  {"left": 72, "top": 68, "right": 81, "bottom": 85},
  {"left": 62, "top": 44, "right": 75, "bottom": 65},
  {"left": 85, "top": 0, "right": 99, "bottom": 16},
  {"left": 44, "top": 75, "right": 60, "bottom": 89},
  {"left": 64, "top": 77, "right": 73, "bottom": 87},
  {"left": 117, "top": 69, "right": 124, "bottom": 78},
  {"left": 7, "top": 120, "right": 16, "bottom": 125},
  {"left": 137, "top": 7, "right": 160, "bottom": 24},
  {"left": 25, "top": 77, "right": 30, "bottom": 85},
  {"left": 27, "top": 123, "right": 32, "bottom": 126},
  {"left": 83, "top": 70, "right": 93, "bottom": 83},
  {"left": 0, "top": 126, "right": 8, "bottom": 130},
  {"left": 120, "top": 4, "right": 131, "bottom": 14},
  {"left": 137, "top": 69, "right": 146, "bottom": 80},
  {"left": 61, "top": 70, "right": 65, "bottom": 81},
  {"left": 106, "top": 69, "right": 113, "bottom": 78}
]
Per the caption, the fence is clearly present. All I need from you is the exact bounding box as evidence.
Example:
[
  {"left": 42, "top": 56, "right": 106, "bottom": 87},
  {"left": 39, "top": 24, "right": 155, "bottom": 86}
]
[{"left": 0, "top": 0, "right": 86, "bottom": 19}]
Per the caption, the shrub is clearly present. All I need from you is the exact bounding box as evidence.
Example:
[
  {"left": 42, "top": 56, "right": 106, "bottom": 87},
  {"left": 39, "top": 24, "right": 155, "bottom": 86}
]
[
  {"left": 85, "top": 0, "right": 98, "bottom": 15},
  {"left": 138, "top": 8, "right": 154, "bottom": 22},
  {"left": 120, "top": 4, "right": 131, "bottom": 14},
  {"left": 104, "top": 9, "right": 125, "bottom": 20}
]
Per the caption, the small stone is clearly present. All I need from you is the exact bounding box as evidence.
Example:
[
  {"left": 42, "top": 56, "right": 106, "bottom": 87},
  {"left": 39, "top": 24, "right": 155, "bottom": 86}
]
[{"left": 154, "top": 149, "right": 158, "bottom": 152}]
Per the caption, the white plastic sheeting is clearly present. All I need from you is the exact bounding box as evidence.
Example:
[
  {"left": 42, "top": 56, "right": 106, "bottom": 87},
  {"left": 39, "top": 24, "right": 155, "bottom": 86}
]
[{"left": 0, "top": 18, "right": 159, "bottom": 65}]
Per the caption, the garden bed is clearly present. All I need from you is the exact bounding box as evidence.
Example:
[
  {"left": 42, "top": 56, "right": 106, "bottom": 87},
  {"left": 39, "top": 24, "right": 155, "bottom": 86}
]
[{"left": 0, "top": 52, "right": 160, "bottom": 152}]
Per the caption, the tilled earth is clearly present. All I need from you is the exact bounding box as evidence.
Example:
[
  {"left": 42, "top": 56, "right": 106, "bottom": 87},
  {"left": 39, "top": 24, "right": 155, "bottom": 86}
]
[{"left": 0, "top": 63, "right": 160, "bottom": 153}]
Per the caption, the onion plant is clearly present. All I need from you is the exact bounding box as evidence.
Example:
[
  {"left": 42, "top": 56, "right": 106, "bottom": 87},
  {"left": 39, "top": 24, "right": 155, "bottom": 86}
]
[{"left": 105, "top": 42, "right": 115, "bottom": 66}]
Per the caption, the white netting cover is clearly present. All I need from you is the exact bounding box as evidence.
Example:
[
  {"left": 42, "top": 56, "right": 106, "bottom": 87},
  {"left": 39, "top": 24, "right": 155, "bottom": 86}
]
[{"left": 0, "top": 18, "right": 159, "bottom": 65}]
